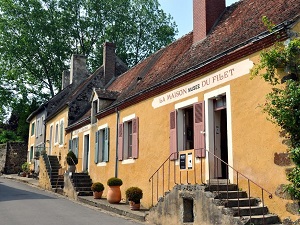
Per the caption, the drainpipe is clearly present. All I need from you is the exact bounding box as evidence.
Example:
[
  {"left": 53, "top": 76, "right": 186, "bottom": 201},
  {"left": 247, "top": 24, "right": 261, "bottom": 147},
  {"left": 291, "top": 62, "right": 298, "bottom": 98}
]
[{"left": 115, "top": 108, "right": 120, "bottom": 178}]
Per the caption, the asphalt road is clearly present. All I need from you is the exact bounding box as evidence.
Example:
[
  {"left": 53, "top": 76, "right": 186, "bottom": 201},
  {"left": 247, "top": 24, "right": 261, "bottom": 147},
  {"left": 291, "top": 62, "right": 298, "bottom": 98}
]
[{"left": 0, "top": 177, "right": 144, "bottom": 225}]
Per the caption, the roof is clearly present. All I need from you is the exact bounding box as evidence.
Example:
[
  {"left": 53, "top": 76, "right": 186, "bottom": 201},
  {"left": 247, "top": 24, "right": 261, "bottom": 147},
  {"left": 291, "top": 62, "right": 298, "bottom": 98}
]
[{"left": 100, "top": 0, "right": 299, "bottom": 112}]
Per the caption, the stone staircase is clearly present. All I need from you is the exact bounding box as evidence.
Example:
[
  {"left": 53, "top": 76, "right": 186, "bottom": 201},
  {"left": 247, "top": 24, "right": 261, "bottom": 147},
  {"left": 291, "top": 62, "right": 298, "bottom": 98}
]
[
  {"left": 42, "top": 154, "right": 64, "bottom": 193},
  {"left": 70, "top": 173, "right": 93, "bottom": 196},
  {"left": 147, "top": 182, "right": 282, "bottom": 225},
  {"left": 207, "top": 182, "right": 281, "bottom": 225}
]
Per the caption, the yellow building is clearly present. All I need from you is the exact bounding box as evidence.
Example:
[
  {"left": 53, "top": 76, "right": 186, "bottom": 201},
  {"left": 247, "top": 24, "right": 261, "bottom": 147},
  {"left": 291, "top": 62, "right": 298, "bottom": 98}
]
[{"left": 27, "top": 0, "right": 300, "bottom": 222}]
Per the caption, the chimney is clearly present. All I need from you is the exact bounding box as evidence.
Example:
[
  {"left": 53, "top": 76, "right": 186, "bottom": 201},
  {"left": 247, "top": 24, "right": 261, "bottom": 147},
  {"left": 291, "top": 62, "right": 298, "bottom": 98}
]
[
  {"left": 193, "top": 0, "right": 225, "bottom": 43},
  {"left": 70, "top": 54, "right": 88, "bottom": 86},
  {"left": 61, "top": 70, "right": 70, "bottom": 89},
  {"left": 103, "top": 42, "right": 116, "bottom": 86}
]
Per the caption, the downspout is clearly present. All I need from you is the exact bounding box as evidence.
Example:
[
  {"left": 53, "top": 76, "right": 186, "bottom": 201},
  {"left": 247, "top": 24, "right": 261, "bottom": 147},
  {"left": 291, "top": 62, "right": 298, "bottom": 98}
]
[{"left": 115, "top": 108, "right": 120, "bottom": 178}]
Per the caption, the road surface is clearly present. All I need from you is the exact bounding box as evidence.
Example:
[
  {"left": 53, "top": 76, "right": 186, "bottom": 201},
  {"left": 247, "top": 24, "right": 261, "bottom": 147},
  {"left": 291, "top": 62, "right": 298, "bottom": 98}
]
[{"left": 0, "top": 177, "right": 144, "bottom": 225}]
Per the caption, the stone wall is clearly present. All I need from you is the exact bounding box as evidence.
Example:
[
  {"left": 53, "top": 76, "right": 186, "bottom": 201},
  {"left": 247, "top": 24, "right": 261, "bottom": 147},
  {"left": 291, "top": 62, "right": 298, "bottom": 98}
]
[
  {"left": 38, "top": 155, "right": 52, "bottom": 190},
  {"left": 0, "top": 143, "right": 7, "bottom": 173},
  {"left": 146, "top": 185, "right": 241, "bottom": 225},
  {"left": 0, "top": 142, "right": 27, "bottom": 174}
]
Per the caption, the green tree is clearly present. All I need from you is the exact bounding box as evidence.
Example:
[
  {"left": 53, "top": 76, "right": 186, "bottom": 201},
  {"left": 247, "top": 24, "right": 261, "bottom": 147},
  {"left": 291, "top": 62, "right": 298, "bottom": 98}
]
[
  {"left": 0, "top": 0, "right": 177, "bottom": 123},
  {"left": 251, "top": 36, "right": 300, "bottom": 199}
]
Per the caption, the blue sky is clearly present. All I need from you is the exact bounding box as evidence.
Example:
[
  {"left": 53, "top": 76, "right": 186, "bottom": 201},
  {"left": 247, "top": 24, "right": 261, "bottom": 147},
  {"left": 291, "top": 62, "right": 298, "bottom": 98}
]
[{"left": 158, "top": 0, "right": 239, "bottom": 38}]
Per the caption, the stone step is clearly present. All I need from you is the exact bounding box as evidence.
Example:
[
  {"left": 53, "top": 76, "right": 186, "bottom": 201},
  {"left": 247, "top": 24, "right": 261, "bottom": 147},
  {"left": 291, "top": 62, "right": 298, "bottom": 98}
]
[
  {"left": 214, "top": 191, "right": 248, "bottom": 199},
  {"left": 77, "top": 191, "right": 93, "bottom": 196},
  {"left": 223, "top": 206, "right": 269, "bottom": 216},
  {"left": 75, "top": 187, "right": 92, "bottom": 192},
  {"left": 237, "top": 214, "right": 280, "bottom": 225},
  {"left": 205, "top": 184, "right": 238, "bottom": 192},
  {"left": 73, "top": 182, "right": 93, "bottom": 188},
  {"left": 224, "top": 198, "right": 258, "bottom": 207},
  {"left": 208, "top": 179, "right": 230, "bottom": 185}
]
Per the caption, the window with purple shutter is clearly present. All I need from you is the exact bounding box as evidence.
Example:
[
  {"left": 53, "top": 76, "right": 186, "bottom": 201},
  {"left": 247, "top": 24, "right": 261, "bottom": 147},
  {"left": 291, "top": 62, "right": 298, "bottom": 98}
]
[
  {"left": 118, "top": 123, "right": 123, "bottom": 160},
  {"left": 132, "top": 117, "right": 139, "bottom": 159},
  {"left": 170, "top": 110, "right": 178, "bottom": 160},
  {"left": 194, "top": 101, "right": 205, "bottom": 157}
]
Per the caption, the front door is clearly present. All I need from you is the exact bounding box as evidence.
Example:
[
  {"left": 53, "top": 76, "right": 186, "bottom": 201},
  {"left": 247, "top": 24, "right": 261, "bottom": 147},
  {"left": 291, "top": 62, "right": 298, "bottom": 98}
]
[
  {"left": 213, "top": 105, "right": 228, "bottom": 179},
  {"left": 83, "top": 134, "right": 90, "bottom": 172}
]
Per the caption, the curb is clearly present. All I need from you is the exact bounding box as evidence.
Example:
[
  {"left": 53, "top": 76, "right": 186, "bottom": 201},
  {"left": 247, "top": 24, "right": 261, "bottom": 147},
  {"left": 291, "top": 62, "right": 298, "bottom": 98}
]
[{"left": 78, "top": 197, "right": 147, "bottom": 222}]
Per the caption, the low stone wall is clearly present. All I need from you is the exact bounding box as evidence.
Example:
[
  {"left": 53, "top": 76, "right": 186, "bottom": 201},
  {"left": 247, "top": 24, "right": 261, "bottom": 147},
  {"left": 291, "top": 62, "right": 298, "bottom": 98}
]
[
  {"left": 0, "top": 142, "right": 27, "bottom": 174},
  {"left": 38, "top": 155, "right": 52, "bottom": 190},
  {"left": 146, "top": 185, "right": 241, "bottom": 225}
]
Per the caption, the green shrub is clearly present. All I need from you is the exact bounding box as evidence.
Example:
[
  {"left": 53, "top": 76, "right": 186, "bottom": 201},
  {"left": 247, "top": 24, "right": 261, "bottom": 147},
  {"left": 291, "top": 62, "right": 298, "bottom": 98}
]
[
  {"left": 107, "top": 177, "right": 123, "bottom": 186},
  {"left": 285, "top": 167, "right": 300, "bottom": 199},
  {"left": 125, "top": 187, "right": 143, "bottom": 203},
  {"left": 66, "top": 151, "right": 78, "bottom": 165},
  {"left": 91, "top": 182, "right": 104, "bottom": 192},
  {"left": 21, "top": 162, "right": 30, "bottom": 173}
]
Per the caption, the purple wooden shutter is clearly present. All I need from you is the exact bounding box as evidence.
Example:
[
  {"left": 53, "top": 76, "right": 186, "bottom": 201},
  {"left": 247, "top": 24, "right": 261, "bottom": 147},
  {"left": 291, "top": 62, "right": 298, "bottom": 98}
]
[
  {"left": 194, "top": 101, "right": 205, "bottom": 157},
  {"left": 132, "top": 117, "right": 139, "bottom": 159},
  {"left": 118, "top": 123, "right": 123, "bottom": 160},
  {"left": 170, "top": 110, "right": 178, "bottom": 160}
]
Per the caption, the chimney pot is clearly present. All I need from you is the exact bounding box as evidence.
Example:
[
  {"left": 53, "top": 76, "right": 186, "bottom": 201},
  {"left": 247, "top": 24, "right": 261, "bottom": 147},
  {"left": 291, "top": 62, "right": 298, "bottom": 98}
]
[
  {"left": 103, "top": 42, "right": 116, "bottom": 86},
  {"left": 193, "top": 0, "right": 226, "bottom": 43}
]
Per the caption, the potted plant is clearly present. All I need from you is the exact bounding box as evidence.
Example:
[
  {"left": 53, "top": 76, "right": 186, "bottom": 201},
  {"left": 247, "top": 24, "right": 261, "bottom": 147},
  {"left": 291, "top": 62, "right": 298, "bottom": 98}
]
[
  {"left": 21, "top": 162, "right": 30, "bottom": 177},
  {"left": 107, "top": 177, "right": 123, "bottom": 204},
  {"left": 66, "top": 151, "right": 78, "bottom": 172},
  {"left": 125, "top": 187, "right": 143, "bottom": 210},
  {"left": 91, "top": 182, "right": 104, "bottom": 199}
]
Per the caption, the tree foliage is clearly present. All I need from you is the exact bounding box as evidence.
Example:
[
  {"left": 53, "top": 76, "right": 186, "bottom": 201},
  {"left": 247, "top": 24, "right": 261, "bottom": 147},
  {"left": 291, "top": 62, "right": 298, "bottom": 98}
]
[
  {"left": 0, "top": 0, "right": 177, "bottom": 140},
  {"left": 0, "top": 0, "right": 177, "bottom": 122}
]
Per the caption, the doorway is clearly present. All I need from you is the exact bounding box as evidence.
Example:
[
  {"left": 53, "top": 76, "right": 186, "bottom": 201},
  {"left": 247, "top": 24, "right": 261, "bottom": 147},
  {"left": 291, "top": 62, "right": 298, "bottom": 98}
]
[
  {"left": 213, "top": 103, "right": 228, "bottom": 179},
  {"left": 205, "top": 86, "right": 233, "bottom": 182},
  {"left": 83, "top": 134, "right": 90, "bottom": 172}
]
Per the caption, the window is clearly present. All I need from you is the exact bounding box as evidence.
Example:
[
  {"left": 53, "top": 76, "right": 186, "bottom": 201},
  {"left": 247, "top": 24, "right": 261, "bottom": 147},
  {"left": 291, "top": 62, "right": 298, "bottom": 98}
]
[
  {"left": 29, "top": 146, "right": 34, "bottom": 161},
  {"left": 55, "top": 123, "right": 59, "bottom": 144},
  {"left": 118, "top": 117, "right": 139, "bottom": 160},
  {"left": 41, "top": 116, "right": 45, "bottom": 136},
  {"left": 31, "top": 122, "right": 35, "bottom": 136},
  {"left": 36, "top": 119, "right": 40, "bottom": 137},
  {"left": 69, "top": 137, "right": 79, "bottom": 157},
  {"left": 95, "top": 127, "right": 109, "bottom": 163},
  {"left": 59, "top": 119, "right": 64, "bottom": 145},
  {"left": 170, "top": 102, "right": 205, "bottom": 159},
  {"left": 91, "top": 100, "right": 98, "bottom": 124},
  {"left": 49, "top": 125, "right": 53, "bottom": 152}
]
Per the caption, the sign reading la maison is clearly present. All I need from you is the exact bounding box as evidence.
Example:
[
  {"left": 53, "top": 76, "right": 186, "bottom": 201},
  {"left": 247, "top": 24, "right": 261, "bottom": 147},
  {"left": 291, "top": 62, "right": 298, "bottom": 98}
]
[{"left": 152, "top": 59, "right": 254, "bottom": 108}]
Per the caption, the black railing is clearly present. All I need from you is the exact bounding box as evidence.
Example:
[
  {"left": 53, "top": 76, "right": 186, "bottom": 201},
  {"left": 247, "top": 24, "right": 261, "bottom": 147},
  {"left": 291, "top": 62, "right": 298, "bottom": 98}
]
[{"left": 149, "top": 149, "right": 273, "bottom": 223}]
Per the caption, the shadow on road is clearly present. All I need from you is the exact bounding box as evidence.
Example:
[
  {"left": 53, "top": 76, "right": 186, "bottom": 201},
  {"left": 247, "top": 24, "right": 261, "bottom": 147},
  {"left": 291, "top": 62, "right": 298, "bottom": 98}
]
[{"left": 0, "top": 179, "right": 56, "bottom": 202}]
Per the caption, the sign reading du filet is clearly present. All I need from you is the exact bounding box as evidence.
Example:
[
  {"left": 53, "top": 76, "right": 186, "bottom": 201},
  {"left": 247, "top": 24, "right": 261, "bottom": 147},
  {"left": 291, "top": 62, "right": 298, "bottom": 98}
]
[{"left": 152, "top": 59, "right": 254, "bottom": 109}]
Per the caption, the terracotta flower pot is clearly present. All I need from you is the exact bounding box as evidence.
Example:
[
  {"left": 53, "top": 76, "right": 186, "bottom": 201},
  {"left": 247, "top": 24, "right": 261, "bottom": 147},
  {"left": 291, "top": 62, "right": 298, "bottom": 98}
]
[
  {"left": 107, "top": 186, "right": 121, "bottom": 204},
  {"left": 93, "top": 191, "right": 103, "bottom": 199},
  {"left": 129, "top": 201, "right": 140, "bottom": 210}
]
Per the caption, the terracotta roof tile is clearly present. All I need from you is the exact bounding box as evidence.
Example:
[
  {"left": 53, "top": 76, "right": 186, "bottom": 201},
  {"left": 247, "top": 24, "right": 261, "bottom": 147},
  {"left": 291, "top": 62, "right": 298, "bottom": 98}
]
[{"left": 105, "top": 0, "right": 299, "bottom": 108}]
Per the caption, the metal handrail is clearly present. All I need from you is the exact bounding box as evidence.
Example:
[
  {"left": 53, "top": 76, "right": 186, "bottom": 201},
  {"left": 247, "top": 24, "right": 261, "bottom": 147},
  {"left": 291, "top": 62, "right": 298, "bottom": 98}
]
[
  {"left": 44, "top": 153, "right": 52, "bottom": 181},
  {"left": 149, "top": 148, "right": 273, "bottom": 224}
]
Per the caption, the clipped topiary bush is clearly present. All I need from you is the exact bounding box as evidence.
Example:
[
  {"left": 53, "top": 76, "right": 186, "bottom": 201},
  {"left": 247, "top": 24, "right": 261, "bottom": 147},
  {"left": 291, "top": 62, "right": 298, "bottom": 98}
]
[
  {"left": 107, "top": 177, "right": 123, "bottom": 186},
  {"left": 125, "top": 187, "right": 143, "bottom": 203},
  {"left": 91, "top": 182, "right": 105, "bottom": 192},
  {"left": 66, "top": 151, "right": 78, "bottom": 165}
]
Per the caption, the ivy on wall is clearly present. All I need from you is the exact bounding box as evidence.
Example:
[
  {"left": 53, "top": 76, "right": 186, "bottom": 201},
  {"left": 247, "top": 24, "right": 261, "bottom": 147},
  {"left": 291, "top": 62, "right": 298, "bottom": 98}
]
[{"left": 251, "top": 17, "right": 300, "bottom": 200}]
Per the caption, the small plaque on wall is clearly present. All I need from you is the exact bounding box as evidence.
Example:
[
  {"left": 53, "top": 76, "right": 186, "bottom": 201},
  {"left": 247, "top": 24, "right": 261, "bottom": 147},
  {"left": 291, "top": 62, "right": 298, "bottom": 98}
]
[{"left": 179, "top": 150, "right": 195, "bottom": 171}]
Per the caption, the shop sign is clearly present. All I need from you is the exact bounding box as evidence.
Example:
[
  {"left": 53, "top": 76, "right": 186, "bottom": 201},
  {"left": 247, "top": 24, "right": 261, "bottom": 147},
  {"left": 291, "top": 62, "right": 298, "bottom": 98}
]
[{"left": 152, "top": 59, "right": 253, "bottom": 108}]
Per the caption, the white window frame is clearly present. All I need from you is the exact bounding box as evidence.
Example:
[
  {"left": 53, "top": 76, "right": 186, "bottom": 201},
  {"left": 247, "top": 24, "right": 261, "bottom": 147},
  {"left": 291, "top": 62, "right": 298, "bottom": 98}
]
[
  {"left": 121, "top": 114, "right": 136, "bottom": 164},
  {"left": 59, "top": 119, "right": 64, "bottom": 146},
  {"left": 54, "top": 122, "right": 59, "bottom": 145},
  {"left": 49, "top": 123, "right": 54, "bottom": 154},
  {"left": 175, "top": 97, "right": 198, "bottom": 152},
  {"left": 31, "top": 121, "right": 35, "bottom": 137},
  {"left": 96, "top": 123, "right": 108, "bottom": 166}
]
